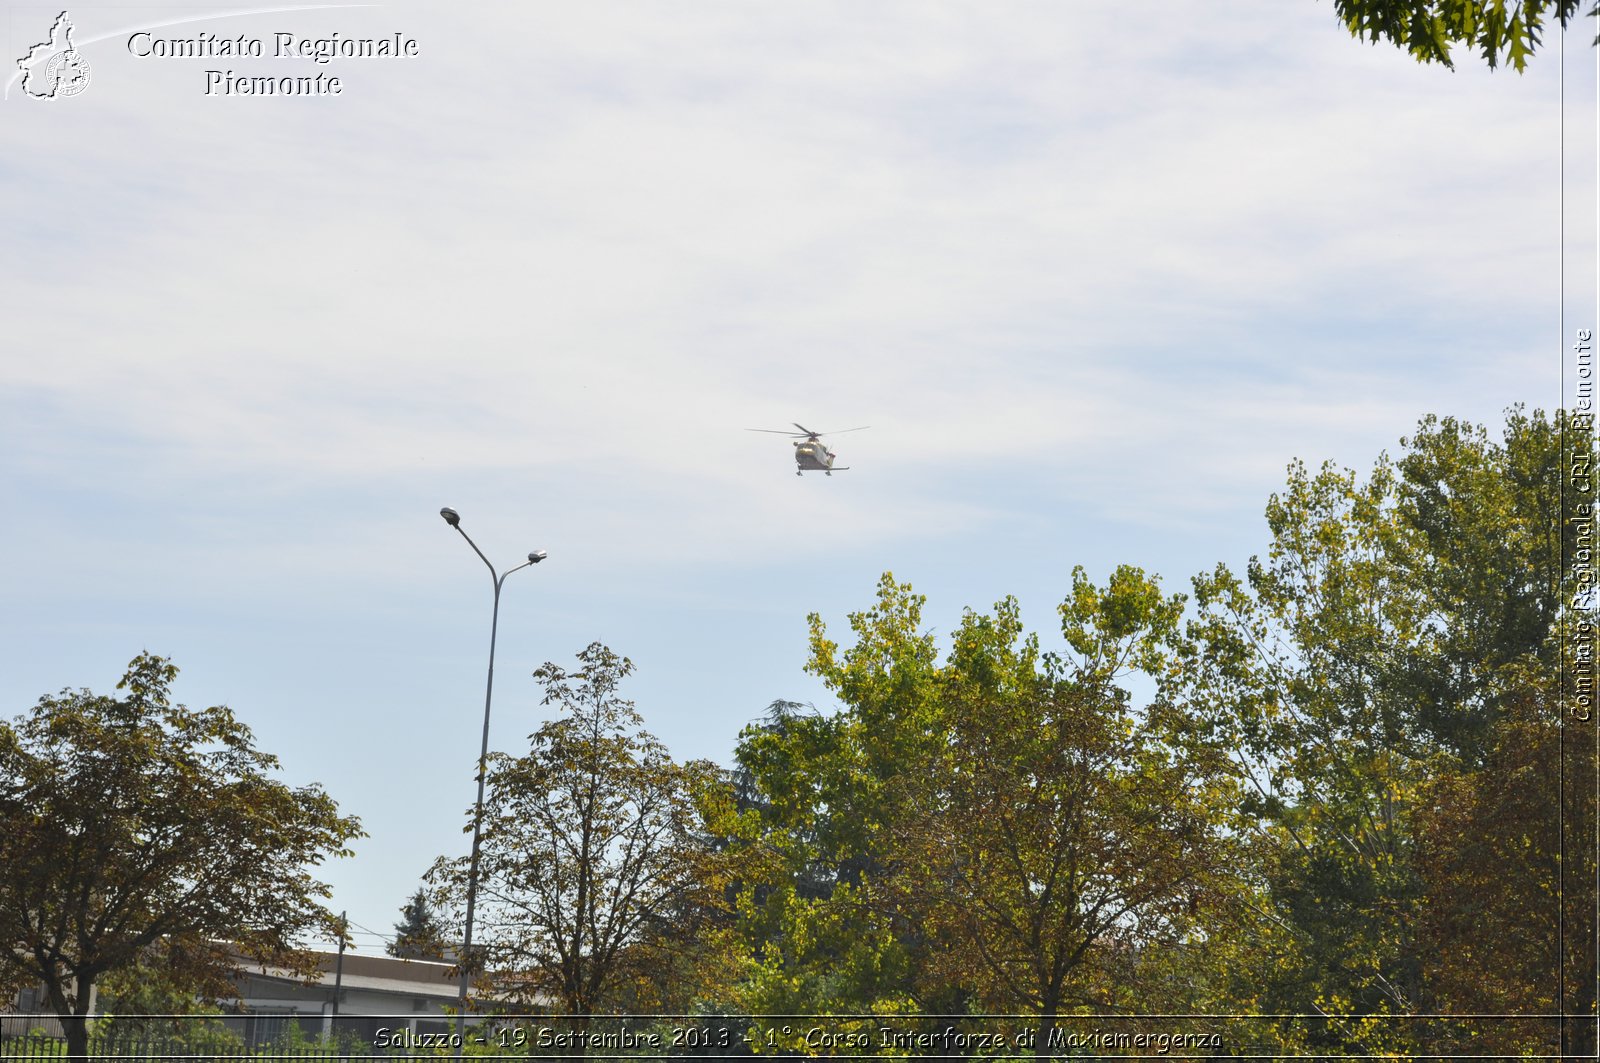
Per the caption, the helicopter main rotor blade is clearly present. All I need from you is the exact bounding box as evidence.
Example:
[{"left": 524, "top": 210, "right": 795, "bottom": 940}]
[{"left": 750, "top": 422, "right": 870, "bottom": 437}]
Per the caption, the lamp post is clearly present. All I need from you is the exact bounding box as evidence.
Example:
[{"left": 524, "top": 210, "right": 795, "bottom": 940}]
[{"left": 439, "top": 506, "right": 546, "bottom": 1057}]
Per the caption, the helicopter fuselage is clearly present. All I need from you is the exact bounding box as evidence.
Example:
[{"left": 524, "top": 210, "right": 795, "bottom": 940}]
[{"left": 794, "top": 440, "right": 840, "bottom": 474}]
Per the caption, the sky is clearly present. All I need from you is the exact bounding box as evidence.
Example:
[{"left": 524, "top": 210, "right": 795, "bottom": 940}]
[{"left": 1, "top": 1, "right": 1595, "bottom": 957}]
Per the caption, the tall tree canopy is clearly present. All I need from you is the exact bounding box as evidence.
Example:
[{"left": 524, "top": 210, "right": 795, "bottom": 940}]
[
  {"left": 428, "top": 642, "right": 721, "bottom": 1024},
  {"left": 724, "top": 571, "right": 1244, "bottom": 1055},
  {"left": 1181, "top": 408, "right": 1594, "bottom": 1055},
  {"left": 0, "top": 654, "right": 364, "bottom": 1063}
]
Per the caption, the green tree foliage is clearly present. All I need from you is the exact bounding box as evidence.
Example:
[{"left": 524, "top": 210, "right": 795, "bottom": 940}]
[
  {"left": 389, "top": 889, "right": 447, "bottom": 962},
  {"left": 1410, "top": 674, "right": 1582, "bottom": 1054},
  {"left": 724, "top": 572, "right": 1244, "bottom": 1054},
  {"left": 1331, "top": 0, "right": 1598, "bottom": 70},
  {"left": 94, "top": 962, "right": 243, "bottom": 1057},
  {"left": 0, "top": 653, "right": 364, "bottom": 1063},
  {"left": 1181, "top": 408, "right": 1592, "bottom": 1054},
  {"left": 721, "top": 578, "right": 941, "bottom": 1045},
  {"left": 889, "top": 578, "right": 1242, "bottom": 1058},
  {"left": 427, "top": 643, "right": 722, "bottom": 1026}
]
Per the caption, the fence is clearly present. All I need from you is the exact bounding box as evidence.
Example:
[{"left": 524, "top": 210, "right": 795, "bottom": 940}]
[
  {"left": 0, "top": 1014, "right": 759, "bottom": 1061},
  {"left": 0, "top": 1014, "right": 444, "bottom": 1062}
]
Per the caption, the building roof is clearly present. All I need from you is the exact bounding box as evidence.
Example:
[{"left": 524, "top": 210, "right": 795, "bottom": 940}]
[{"left": 242, "top": 951, "right": 459, "bottom": 1001}]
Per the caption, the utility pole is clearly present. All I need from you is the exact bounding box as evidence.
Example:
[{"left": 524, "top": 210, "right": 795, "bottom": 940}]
[{"left": 332, "top": 912, "right": 347, "bottom": 1019}]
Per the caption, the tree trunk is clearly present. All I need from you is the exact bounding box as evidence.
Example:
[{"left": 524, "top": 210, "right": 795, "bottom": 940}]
[
  {"left": 568, "top": 1011, "right": 590, "bottom": 1059},
  {"left": 1033, "top": 1010, "right": 1058, "bottom": 1062},
  {"left": 44, "top": 973, "right": 94, "bottom": 1063},
  {"left": 61, "top": 1011, "right": 90, "bottom": 1063}
]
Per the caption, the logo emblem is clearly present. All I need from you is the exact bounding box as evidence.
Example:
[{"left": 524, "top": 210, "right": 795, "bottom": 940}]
[{"left": 17, "top": 11, "right": 91, "bottom": 100}]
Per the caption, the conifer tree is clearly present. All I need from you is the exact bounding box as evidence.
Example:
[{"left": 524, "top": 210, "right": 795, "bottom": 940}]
[{"left": 389, "top": 889, "right": 446, "bottom": 961}]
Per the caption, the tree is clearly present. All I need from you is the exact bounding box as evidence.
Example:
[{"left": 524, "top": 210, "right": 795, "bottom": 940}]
[
  {"left": 0, "top": 653, "right": 364, "bottom": 1063},
  {"left": 881, "top": 574, "right": 1241, "bottom": 1059},
  {"left": 94, "top": 959, "right": 243, "bottom": 1058},
  {"left": 720, "top": 576, "right": 942, "bottom": 1045},
  {"left": 1329, "top": 0, "right": 1598, "bottom": 70},
  {"left": 724, "top": 572, "right": 1243, "bottom": 1055},
  {"left": 1411, "top": 673, "right": 1584, "bottom": 1056},
  {"left": 427, "top": 642, "right": 721, "bottom": 1034},
  {"left": 389, "top": 889, "right": 447, "bottom": 961},
  {"left": 1179, "top": 407, "right": 1593, "bottom": 1054}
]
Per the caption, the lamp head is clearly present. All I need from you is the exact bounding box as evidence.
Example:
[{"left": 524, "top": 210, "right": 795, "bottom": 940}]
[
  {"left": 439, "top": 507, "right": 461, "bottom": 527},
  {"left": 529, "top": 550, "right": 548, "bottom": 564}
]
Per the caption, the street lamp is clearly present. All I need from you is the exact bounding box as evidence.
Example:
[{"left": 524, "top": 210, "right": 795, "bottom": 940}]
[{"left": 439, "top": 507, "right": 546, "bottom": 1055}]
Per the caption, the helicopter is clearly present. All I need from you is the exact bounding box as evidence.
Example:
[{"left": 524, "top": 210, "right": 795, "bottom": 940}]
[{"left": 747, "top": 422, "right": 869, "bottom": 476}]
